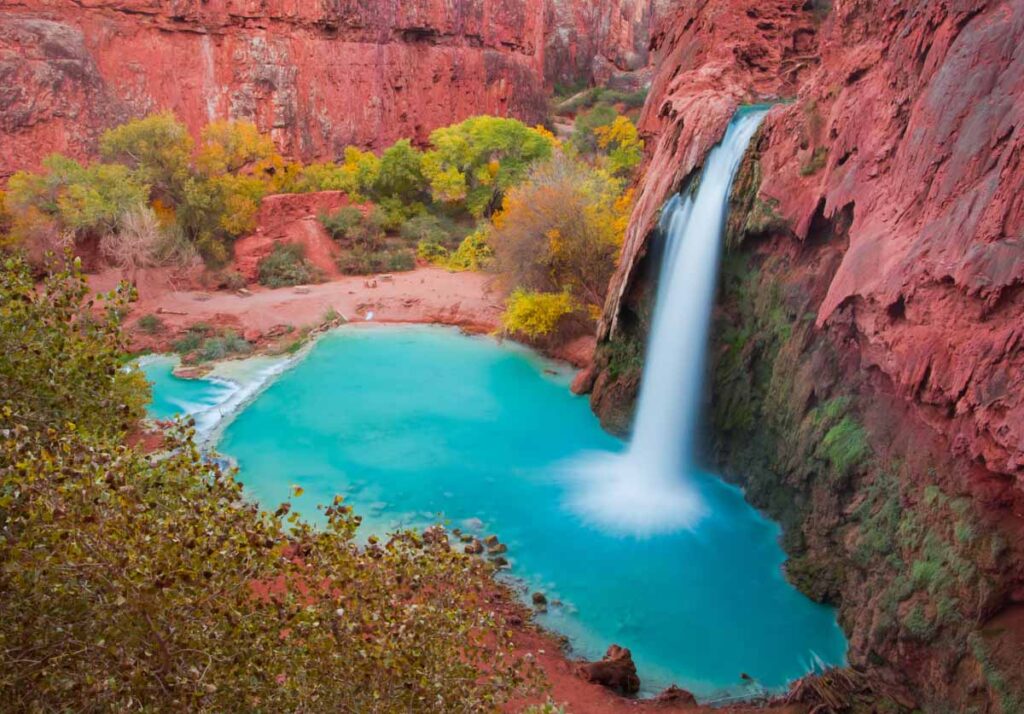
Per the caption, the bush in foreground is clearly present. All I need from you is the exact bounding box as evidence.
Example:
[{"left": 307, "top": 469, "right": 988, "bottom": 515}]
[{"left": 0, "top": 254, "right": 536, "bottom": 711}]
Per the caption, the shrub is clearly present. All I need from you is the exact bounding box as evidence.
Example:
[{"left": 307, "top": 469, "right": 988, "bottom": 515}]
[
  {"left": 258, "top": 243, "right": 318, "bottom": 288},
  {"left": 571, "top": 103, "right": 618, "bottom": 154},
  {"left": 320, "top": 206, "right": 364, "bottom": 240},
  {"left": 446, "top": 228, "right": 494, "bottom": 271},
  {"left": 197, "top": 330, "right": 253, "bottom": 362},
  {"left": 99, "top": 205, "right": 164, "bottom": 273},
  {"left": 137, "top": 313, "right": 164, "bottom": 334},
  {"left": 401, "top": 213, "right": 465, "bottom": 246},
  {"left": 376, "top": 196, "right": 426, "bottom": 232},
  {"left": 902, "top": 604, "right": 937, "bottom": 642},
  {"left": 800, "top": 146, "right": 829, "bottom": 176},
  {"left": 417, "top": 238, "right": 450, "bottom": 264},
  {"left": 337, "top": 248, "right": 389, "bottom": 275},
  {"left": 172, "top": 324, "right": 212, "bottom": 354},
  {"left": 218, "top": 269, "right": 248, "bottom": 290},
  {"left": 387, "top": 250, "right": 416, "bottom": 272},
  {"left": 819, "top": 416, "right": 870, "bottom": 479},
  {"left": 151, "top": 223, "right": 200, "bottom": 267},
  {"left": 502, "top": 289, "right": 576, "bottom": 339},
  {"left": 321, "top": 206, "right": 385, "bottom": 250}
]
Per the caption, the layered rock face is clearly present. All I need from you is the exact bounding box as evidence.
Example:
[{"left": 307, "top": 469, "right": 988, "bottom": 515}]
[
  {"left": 0, "top": 0, "right": 658, "bottom": 178},
  {"left": 592, "top": 0, "right": 1024, "bottom": 709}
]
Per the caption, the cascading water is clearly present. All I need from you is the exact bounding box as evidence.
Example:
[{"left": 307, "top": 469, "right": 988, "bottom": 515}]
[{"left": 568, "top": 108, "right": 767, "bottom": 536}]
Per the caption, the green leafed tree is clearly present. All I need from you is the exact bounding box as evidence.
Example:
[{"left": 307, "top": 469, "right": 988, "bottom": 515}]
[
  {"left": 422, "top": 116, "right": 555, "bottom": 217},
  {"left": 100, "top": 112, "right": 195, "bottom": 204},
  {"left": 6, "top": 155, "right": 150, "bottom": 242}
]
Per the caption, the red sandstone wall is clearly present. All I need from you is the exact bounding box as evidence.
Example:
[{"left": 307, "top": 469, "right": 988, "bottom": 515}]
[
  {"left": 602, "top": 0, "right": 1024, "bottom": 488},
  {"left": 0, "top": 0, "right": 658, "bottom": 177}
]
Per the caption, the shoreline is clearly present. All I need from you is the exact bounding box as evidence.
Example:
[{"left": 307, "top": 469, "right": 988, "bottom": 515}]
[{"left": 98, "top": 265, "right": 595, "bottom": 370}]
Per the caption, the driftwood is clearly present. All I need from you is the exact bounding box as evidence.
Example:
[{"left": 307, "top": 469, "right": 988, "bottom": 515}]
[
  {"left": 785, "top": 667, "right": 869, "bottom": 712},
  {"left": 155, "top": 308, "right": 187, "bottom": 316}
]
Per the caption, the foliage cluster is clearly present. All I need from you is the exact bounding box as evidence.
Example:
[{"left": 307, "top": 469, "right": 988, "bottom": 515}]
[
  {"left": 501, "top": 290, "right": 576, "bottom": 339},
  {"left": 0, "top": 254, "right": 535, "bottom": 711},
  {"left": 319, "top": 206, "right": 417, "bottom": 275},
  {"left": 490, "top": 154, "right": 631, "bottom": 337},
  {"left": 257, "top": 243, "right": 321, "bottom": 288},
  {"left": 171, "top": 323, "right": 253, "bottom": 363}
]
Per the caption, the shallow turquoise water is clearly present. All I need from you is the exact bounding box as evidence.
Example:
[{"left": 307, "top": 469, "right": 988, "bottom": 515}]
[
  {"left": 141, "top": 355, "right": 236, "bottom": 421},
  {"left": 146, "top": 325, "right": 847, "bottom": 698}
]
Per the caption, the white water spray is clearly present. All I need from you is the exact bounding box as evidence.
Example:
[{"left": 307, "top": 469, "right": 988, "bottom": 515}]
[{"left": 567, "top": 109, "right": 767, "bottom": 536}]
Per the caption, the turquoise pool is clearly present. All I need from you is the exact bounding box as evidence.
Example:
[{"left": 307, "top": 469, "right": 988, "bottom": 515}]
[{"left": 142, "top": 325, "right": 847, "bottom": 698}]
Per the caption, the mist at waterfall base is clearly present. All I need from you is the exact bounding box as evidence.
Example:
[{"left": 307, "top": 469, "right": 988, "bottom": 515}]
[
  {"left": 143, "top": 329, "right": 847, "bottom": 698},
  {"left": 565, "top": 109, "right": 767, "bottom": 537}
]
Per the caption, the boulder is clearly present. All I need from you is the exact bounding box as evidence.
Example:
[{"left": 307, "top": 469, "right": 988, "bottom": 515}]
[{"left": 577, "top": 644, "right": 640, "bottom": 695}]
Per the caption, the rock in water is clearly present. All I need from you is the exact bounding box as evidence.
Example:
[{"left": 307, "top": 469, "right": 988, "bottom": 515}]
[
  {"left": 577, "top": 644, "right": 641, "bottom": 695},
  {"left": 463, "top": 539, "right": 484, "bottom": 555},
  {"left": 654, "top": 685, "right": 698, "bottom": 705}
]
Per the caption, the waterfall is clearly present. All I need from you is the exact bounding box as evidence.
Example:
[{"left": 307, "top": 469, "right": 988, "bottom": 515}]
[{"left": 567, "top": 108, "right": 767, "bottom": 536}]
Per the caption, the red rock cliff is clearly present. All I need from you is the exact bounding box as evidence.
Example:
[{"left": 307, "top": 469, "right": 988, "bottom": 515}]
[
  {"left": 603, "top": 0, "right": 1024, "bottom": 494},
  {"left": 0, "top": 0, "right": 659, "bottom": 177},
  {"left": 593, "top": 0, "right": 1024, "bottom": 707}
]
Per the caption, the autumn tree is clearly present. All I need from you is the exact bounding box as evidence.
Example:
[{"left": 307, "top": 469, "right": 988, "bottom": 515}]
[
  {"left": 594, "top": 115, "right": 644, "bottom": 176},
  {"left": 5, "top": 155, "right": 150, "bottom": 266},
  {"left": 491, "top": 153, "right": 629, "bottom": 310}
]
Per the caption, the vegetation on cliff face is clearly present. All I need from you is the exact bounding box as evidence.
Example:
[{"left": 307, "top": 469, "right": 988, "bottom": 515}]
[
  {"left": 0, "top": 255, "right": 536, "bottom": 711},
  {"left": 703, "top": 152, "right": 1024, "bottom": 712}
]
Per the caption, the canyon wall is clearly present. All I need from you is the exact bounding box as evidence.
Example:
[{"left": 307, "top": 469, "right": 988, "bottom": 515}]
[
  {"left": 590, "top": 0, "right": 1024, "bottom": 710},
  {"left": 0, "top": 0, "right": 662, "bottom": 178}
]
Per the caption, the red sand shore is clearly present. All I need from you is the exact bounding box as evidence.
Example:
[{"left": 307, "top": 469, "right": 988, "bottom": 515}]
[
  {"left": 93, "top": 266, "right": 504, "bottom": 343},
  {"left": 93, "top": 265, "right": 596, "bottom": 367}
]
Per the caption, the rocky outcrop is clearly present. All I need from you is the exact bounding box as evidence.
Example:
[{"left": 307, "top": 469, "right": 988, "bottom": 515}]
[
  {"left": 0, "top": 0, "right": 660, "bottom": 178},
  {"left": 232, "top": 191, "right": 353, "bottom": 282},
  {"left": 576, "top": 644, "right": 641, "bottom": 695},
  {"left": 544, "top": 0, "right": 670, "bottom": 90},
  {"left": 591, "top": 0, "right": 1024, "bottom": 709}
]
